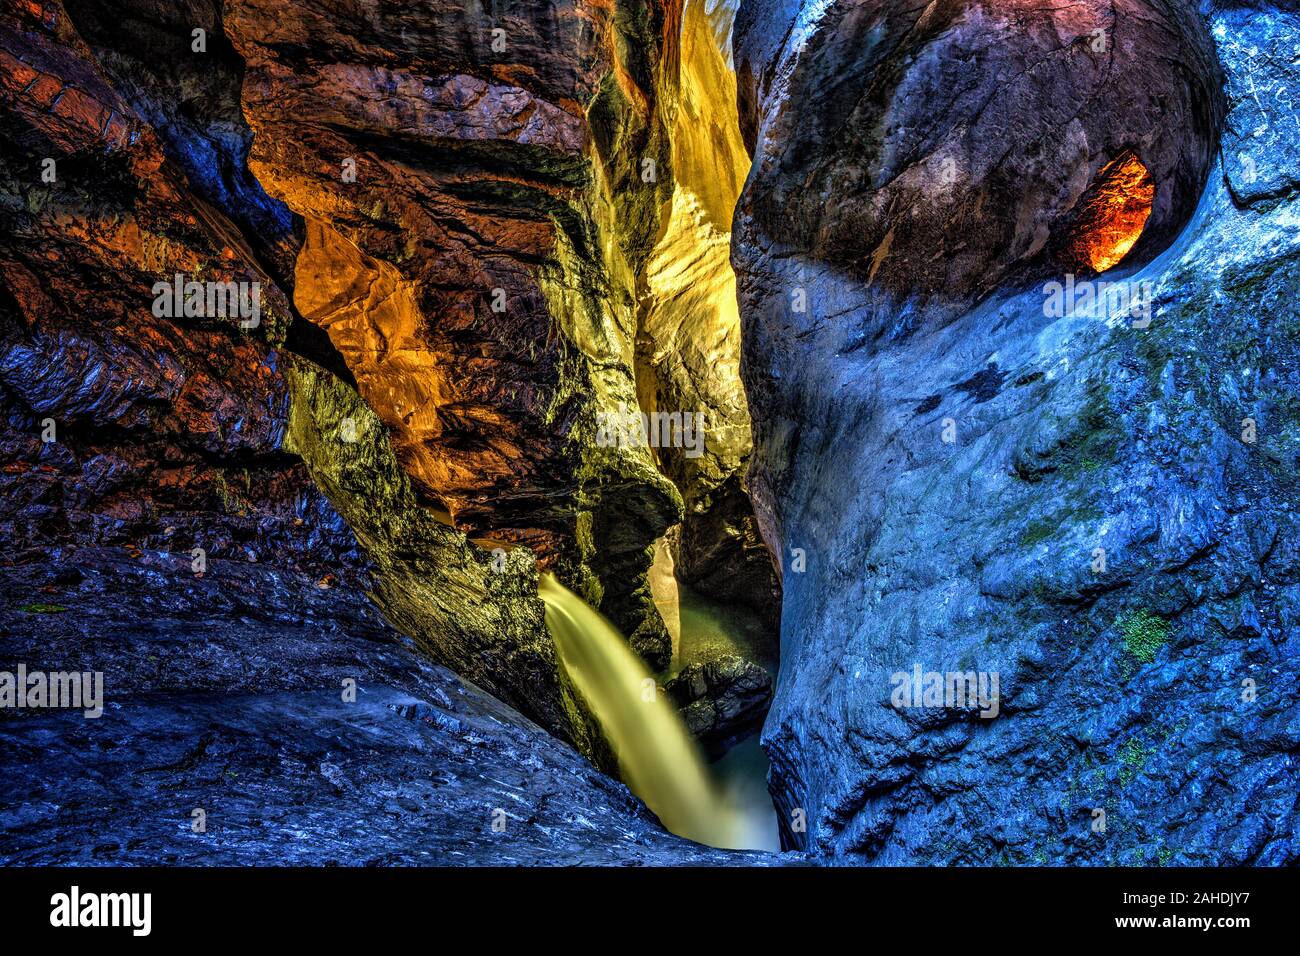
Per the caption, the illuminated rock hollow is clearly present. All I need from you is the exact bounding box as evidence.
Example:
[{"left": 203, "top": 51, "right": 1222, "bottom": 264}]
[{"left": 1066, "top": 152, "right": 1156, "bottom": 274}]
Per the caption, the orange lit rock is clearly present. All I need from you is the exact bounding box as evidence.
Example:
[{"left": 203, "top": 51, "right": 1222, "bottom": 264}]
[
  {"left": 226, "top": 0, "right": 682, "bottom": 656},
  {"left": 0, "top": 0, "right": 356, "bottom": 577},
  {"left": 1067, "top": 152, "right": 1155, "bottom": 274},
  {"left": 734, "top": 0, "right": 1223, "bottom": 319}
]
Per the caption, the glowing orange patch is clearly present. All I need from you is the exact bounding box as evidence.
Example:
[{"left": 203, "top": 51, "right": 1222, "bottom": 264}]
[{"left": 1068, "top": 152, "right": 1155, "bottom": 273}]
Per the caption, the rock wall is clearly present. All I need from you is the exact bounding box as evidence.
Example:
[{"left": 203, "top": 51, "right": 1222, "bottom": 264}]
[
  {"left": 223, "top": 0, "right": 686, "bottom": 672},
  {"left": 637, "top": 0, "right": 778, "bottom": 623},
  {"left": 0, "top": 0, "right": 360, "bottom": 582},
  {"left": 735, "top": 0, "right": 1300, "bottom": 863},
  {"left": 0, "top": 544, "right": 773, "bottom": 865}
]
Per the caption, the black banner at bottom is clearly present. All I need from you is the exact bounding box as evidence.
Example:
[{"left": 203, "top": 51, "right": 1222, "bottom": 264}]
[{"left": 0, "top": 865, "right": 1287, "bottom": 941}]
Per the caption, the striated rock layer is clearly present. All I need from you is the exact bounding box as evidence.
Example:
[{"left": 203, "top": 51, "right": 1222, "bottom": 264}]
[
  {"left": 0, "top": 0, "right": 360, "bottom": 583},
  {"left": 734, "top": 0, "right": 1300, "bottom": 862},
  {"left": 0, "top": 0, "right": 776, "bottom": 786}
]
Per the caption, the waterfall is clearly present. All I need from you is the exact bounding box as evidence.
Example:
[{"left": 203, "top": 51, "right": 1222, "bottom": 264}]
[{"left": 538, "top": 573, "right": 744, "bottom": 849}]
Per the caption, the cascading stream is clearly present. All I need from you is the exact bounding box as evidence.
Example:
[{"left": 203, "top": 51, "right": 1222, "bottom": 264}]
[{"left": 538, "top": 573, "right": 745, "bottom": 849}]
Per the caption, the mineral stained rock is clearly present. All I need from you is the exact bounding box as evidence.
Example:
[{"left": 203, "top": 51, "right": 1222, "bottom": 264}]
[
  {"left": 224, "top": 0, "right": 683, "bottom": 666},
  {"left": 1, "top": 0, "right": 612, "bottom": 765},
  {"left": 735, "top": 0, "right": 1300, "bottom": 862},
  {"left": 0, "top": 0, "right": 359, "bottom": 582},
  {"left": 0, "top": 0, "right": 687, "bottom": 751}
]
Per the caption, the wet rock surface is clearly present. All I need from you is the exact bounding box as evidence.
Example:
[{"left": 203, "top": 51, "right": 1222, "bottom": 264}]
[
  {"left": 666, "top": 653, "right": 772, "bottom": 753},
  {"left": 224, "top": 0, "right": 683, "bottom": 649},
  {"left": 281, "top": 355, "right": 617, "bottom": 756},
  {"left": 0, "top": 0, "right": 678, "bottom": 757},
  {"left": 735, "top": 0, "right": 1300, "bottom": 862},
  {"left": 638, "top": 0, "right": 779, "bottom": 628},
  {"left": 0, "top": 547, "right": 772, "bottom": 865}
]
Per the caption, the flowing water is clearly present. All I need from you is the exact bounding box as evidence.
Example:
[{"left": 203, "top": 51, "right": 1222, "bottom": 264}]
[{"left": 538, "top": 573, "right": 748, "bottom": 849}]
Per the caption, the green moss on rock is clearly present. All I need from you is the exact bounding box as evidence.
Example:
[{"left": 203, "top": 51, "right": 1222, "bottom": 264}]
[{"left": 1118, "top": 608, "right": 1171, "bottom": 663}]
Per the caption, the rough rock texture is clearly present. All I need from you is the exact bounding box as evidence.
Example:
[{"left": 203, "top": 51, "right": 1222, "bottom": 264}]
[
  {"left": 1217, "top": 3, "right": 1300, "bottom": 207},
  {"left": 675, "top": 471, "right": 781, "bottom": 627},
  {"left": 735, "top": 0, "right": 1300, "bottom": 863},
  {"left": 0, "top": 0, "right": 359, "bottom": 582},
  {"left": 0, "top": 547, "right": 773, "bottom": 865},
  {"left": 223, "top": 0, "right": 683, "bottom": 667},
  {"left": 282, "top": 354, "right": 613, "bottom": 758},
  {"left": 59, "top": 0, "right": 300, "bottom": 284},
  {"left": 638, "top": 0, "right": 778, "bottom": 625},
  {"left": 666, "top": 652, "right": 772, "bottom": 753},
  {"left": 1, "top": 0, "right": 688, "bottom": 740},
  {"left": 736, "top": 0, "right": 1222, "bottom": 318}
]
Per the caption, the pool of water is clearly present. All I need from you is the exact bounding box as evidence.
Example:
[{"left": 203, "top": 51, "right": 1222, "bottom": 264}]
[
  {"left": 648, "top": 537, "right": 777, "bottom": 677},
  {"left": 711, "top": 732, "right": 781, "bottom": 851}
]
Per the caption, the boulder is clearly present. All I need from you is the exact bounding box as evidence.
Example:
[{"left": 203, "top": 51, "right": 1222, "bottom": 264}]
[{"left": 666, "top": 653, "right": 773, "bottom": 752}]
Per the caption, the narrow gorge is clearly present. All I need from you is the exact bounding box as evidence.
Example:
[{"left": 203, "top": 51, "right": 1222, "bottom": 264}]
[{"left": 1, "top": 0, "right": 1297, "bottom": 868}]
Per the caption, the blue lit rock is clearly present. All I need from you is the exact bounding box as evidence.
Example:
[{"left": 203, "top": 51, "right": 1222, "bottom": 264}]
[
  {"left": 734, "top": 0, "right": 1300, "bottom": 863},
  {"left": 0, "top": 548, "right": 772, "bottom": 865}
]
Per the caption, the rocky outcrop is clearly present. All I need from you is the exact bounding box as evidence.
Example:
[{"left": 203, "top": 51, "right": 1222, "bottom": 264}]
[
  {"left": 223, "top": 0, "right": 682, "bottom": 669},
  {"left": 0, "top": 0, "right": 358, "bottom": 582},
  {"left": 636, "top": 0, "right": 780, "bottom": 628},
  {"left": 735, "top": 0, "right": 1300, "bottom": 863},
  {"left": 281, "top": 355, "right": 574, "bottom": 743},
  {"left": 666, "top": 652, "right": 772, "bottom": 753}
]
